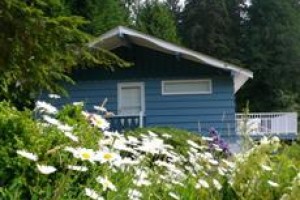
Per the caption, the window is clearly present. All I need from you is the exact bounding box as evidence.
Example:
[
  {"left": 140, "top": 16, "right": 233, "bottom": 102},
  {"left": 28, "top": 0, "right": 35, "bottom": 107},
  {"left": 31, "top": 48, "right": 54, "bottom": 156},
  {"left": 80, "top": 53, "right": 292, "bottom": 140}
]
[
  {"left": 117, "top": 82, "right": 145, "bottom": 115},
  {"left": 162, "top": 80, "right": 212, "bottom": 95}
]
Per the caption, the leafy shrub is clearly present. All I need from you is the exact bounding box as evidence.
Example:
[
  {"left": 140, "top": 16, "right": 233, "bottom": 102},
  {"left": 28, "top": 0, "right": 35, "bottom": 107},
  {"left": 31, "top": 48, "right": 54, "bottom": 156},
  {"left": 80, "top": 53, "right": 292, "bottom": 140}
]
[{"left": 0, "top": 100, "right": 299, "bottom": 200}]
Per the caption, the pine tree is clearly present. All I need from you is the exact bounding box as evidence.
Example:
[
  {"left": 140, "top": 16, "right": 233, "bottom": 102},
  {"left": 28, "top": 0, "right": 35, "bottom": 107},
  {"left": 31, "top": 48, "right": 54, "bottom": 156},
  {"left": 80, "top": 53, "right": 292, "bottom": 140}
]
[
  {"left": 135, "top": 0, "right": 180, "bottom": 44},
  {"left": 181, "top": 0, "right": 245, "bottom": 63},
  {"left": 166, "top": 0, "right": 182, "bottom": 17},
  {"left": 0, "top": 0, "right": 127, "bottom": 108},
  {"left": 64, "top": 0, "right": 129, "bottom": 36},
  {"left": 237, "top": 0, "right": 300, "bottom": 111}
]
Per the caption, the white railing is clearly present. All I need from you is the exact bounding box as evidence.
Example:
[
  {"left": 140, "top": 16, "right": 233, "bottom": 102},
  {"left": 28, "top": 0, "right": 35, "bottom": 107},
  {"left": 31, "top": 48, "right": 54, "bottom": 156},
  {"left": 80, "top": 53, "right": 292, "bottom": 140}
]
[
  {"left": 236, "top": 112, "right": 298, "bottom": 137},
  {"left": 106, "top": 112, "right": 144, "bottom": 132}
]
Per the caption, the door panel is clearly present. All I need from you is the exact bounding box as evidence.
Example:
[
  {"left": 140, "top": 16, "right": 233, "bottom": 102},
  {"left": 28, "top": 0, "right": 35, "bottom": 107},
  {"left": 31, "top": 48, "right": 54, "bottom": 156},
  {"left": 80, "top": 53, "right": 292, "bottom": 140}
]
[{"left": 118, "top": 83, "right": 144, "bottom": 115}]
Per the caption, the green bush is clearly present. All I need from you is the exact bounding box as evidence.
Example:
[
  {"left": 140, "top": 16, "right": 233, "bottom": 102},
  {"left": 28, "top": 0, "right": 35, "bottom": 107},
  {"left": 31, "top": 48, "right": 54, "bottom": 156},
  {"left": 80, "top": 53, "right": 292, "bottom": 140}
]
[{"left": 0, "top": 101, "right": 299, "bottom": 200}]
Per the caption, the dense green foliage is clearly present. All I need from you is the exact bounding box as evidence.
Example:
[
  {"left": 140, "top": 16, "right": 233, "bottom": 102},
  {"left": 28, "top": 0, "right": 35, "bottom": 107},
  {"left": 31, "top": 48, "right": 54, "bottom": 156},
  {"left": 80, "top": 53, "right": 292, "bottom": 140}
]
[
  {"left": 0, "top": 0, "right": 127, "bottom": 108},
  {"left": 1, "top": 1, "right": 300, "bottom": 198},
  {"left": 237, "top": 0, "right": 300, "bottom": 111},
  {"left": 181, "top": 0, "right": 243, "bottom": 63},
  {"left": 1, "top": 0, "right": 300, "bottom": 113},
  {"left": 181, "top": 0, "right": 300, "bottom": 112},
  {"left": 135, "top": 0, "right": 180, "bottom": 44},
  {"left": 0, "top": 101, "right": 299, "bottom": 199},
  {"left": 64, "top": 0, "right": 129, "bottom": 36}
]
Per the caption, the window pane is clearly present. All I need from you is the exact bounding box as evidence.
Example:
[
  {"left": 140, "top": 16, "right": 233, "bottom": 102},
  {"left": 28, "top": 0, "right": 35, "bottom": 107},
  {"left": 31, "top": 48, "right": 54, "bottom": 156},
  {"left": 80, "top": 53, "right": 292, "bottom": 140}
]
[{"left": 163, "top": 80, "right": 211, "bottom": 94}]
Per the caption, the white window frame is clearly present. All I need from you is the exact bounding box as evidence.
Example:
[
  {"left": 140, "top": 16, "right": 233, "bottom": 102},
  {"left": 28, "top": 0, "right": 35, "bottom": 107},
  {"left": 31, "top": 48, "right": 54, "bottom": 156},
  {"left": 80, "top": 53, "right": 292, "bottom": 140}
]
[
  {"left": 161, "top": 79, "right": 212, "bottom": 95},
  {"left": 117, "top": 82, "right": 145, "bottom": 116}
]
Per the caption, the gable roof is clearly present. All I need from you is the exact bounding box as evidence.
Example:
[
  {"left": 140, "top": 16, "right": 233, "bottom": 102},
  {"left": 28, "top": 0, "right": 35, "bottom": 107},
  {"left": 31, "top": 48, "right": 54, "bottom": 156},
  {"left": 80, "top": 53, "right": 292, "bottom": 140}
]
[{"left": 89, "top": 26, "right": 253, "bottom": 93}]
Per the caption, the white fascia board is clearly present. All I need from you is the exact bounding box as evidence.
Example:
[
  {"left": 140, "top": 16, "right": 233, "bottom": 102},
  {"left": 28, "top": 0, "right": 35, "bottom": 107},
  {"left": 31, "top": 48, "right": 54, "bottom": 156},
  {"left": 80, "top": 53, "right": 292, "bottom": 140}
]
[
  {"left": 233, "top": 73, "right": 251, "bottom": 93},
  {"left": 90, "top": 26, "right": 253, "bottom": 92},
  {"left": 88, "top": 27, "right": 122, "bottom": 47}
]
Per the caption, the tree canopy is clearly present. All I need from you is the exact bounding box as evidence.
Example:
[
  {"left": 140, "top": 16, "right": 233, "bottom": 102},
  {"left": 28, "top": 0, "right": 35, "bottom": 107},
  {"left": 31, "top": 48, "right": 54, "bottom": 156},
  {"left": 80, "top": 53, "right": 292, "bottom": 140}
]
[
  {"left": 1, "top": 0, "right": 300, "bottom": 112},
  {"left": 181, "top": 0, "right": 300, "bottom": 112},
  {"left": 181, "top": 0, "right": 244, "bottom": 63},
  {"left": 64, "top": 0, "right": 129, "bottom": 36},
  {"left": 237, "top": 0, "right": 300, "bottom": 111},
  {"left": 0, "top": 0, "right": 126, "bottom": 108},
  {"left": 135, "top": 0, "right": 180, "bottom": 44}
]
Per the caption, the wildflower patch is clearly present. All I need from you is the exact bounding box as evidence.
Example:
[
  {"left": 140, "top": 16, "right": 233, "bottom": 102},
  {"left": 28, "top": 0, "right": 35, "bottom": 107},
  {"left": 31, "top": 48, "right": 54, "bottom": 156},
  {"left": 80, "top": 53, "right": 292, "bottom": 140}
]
[{"left": 0, "top": 101, "right": 299, "bottom": 200}]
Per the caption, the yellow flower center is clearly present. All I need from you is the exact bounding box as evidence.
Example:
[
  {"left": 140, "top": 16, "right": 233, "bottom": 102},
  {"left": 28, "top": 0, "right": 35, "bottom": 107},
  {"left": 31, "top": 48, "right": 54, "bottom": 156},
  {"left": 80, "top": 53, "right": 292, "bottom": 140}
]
[
  {"left": 97, "top": 120, "right": 103, "bottom": 125},
  {"left": 82, "top": 152, "right": 91, "bottom": 160},
  {"left": 103, "top": 153, "right": 113, "bottom": 160}
]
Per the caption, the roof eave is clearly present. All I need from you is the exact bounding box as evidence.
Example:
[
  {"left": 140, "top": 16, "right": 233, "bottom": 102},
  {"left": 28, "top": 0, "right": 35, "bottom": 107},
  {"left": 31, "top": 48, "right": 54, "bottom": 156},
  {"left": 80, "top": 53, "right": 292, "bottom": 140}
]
[{"left": 90, "top": 26, "right": 253, "bottom": 93}]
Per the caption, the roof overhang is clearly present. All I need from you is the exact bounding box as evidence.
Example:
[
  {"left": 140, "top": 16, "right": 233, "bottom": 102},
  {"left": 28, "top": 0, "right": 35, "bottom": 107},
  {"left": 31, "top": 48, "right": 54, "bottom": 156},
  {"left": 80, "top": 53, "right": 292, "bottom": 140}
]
[{"left": 89, "top": 26, "right": 253, "bottom": 93}]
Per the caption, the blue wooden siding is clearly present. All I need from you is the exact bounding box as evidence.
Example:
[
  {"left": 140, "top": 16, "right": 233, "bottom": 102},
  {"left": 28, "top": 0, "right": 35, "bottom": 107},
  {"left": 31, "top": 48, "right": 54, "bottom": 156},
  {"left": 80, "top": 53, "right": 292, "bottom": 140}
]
[
  {"left": 44, "top": 76, "right": 235, "bottom": 136},
  {"left": 144, "top": 78, "right": 235, "bottom": 135},
  {"left": 41, "top": 45, "right": 236, "bottom": 136}
]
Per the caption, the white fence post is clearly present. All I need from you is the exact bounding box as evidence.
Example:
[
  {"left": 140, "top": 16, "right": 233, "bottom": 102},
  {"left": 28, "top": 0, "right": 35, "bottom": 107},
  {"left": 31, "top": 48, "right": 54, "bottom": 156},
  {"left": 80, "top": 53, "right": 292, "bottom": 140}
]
[{"left": 139, "top": 112, "right": 144, "bottom": 128}]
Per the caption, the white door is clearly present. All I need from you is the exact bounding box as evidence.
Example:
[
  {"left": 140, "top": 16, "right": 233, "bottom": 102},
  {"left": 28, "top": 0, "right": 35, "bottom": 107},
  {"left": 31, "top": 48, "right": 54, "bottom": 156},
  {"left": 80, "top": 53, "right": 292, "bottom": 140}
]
[{"left": 118, "top": 82, "right": 145, "bottom": 116}]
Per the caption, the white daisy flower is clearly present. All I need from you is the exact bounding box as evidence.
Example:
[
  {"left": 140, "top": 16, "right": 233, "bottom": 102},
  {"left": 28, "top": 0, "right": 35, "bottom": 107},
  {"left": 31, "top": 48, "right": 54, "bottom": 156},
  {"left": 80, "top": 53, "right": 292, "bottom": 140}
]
[
  {"left": 37, "top": 164, "right": 57, "bottom": 174},
  {"left": 202, "top": 136, "right": 213, "bottom": 141},
  {"left": 148, "top": 131, "right": 158, "bottom": 137},
  {"left": 73, "top": 101, "right": 84, "bottom": 106},
  {"left": 67, "top": 165, "right": 88, "bottom": 172},
  {"left": 168, "top": 192, "right": 180, "bottom": 200},
  {"left": 57, "top": 124, "right": 73, "bottom": 132},
  {"left": 95, "top": 151, "right": 120, "bottom": 164},
  {"left": 162, "top": 133, "right": 172, "bottom": 139},
  {"left": 261, "top": 164, "right": 272, "bottom": 171},
  {"left": 208, "top": 159, "right": 219, "bottom": 165},
  {"left": 35, "top": 101, "right": 58, "bottom": 114},
  {"left": 271, "top": 136, "right": 280, "bottom": 143},
  {"left": 63, "top": 132, "right": 79, "bottom": 142},
  {"left": 128, "top": 189, "right": 142, "bottom": 200},
  {"left": 103, "top": 130, "right": 120, "bottom": 137},
  {"left": 42, "top": 115, "right": 61, "bottom": 126},
  {"left": 16, "top": 150, "right": 38, "bottom": 161},
  {"left": 99, "top": 138, "right": 114, "bottom": 146},
  {"left": 171, "top": 180, "right": 185, "bottom": 187},
  {"left": 64, "top": 146, "right": 77, "bottom": 154},
  {"left": 48, "top": 94, "right": 61, "bottom": 99},
  {"left": 267, "top": 180, "right": 279, "bottom": 187},
  {"left": 90, "top": 114, "right": 110, "bottom": 130},
  {"left": 127, "top": 136, "right": 140, "bottom": 145},
  {"left": 71, "top": 148, "right": 95, "bottom": 162},
  {"left": 222, "top": 159, "right": 235, "bottom": 169},
  {"left": 133, "top": 177, "right": 151, "bottom": 187},
  {"left": 260, "top": 136, "right": 270, "bottom": 145},
  {"left": 187, "top": 140, "right": 201, "bottom": 149},
  {"left": 218, "top": 167, "right": 226, "bottom": 176},
  {"left": 213, "top": 179, "right": 222, "bottom": 190},
  {"left": 195, "top": 179, "right": 209, "bottom": 189},
  {"left": 96, "top": 176, "right": 117, "bottom": 191},
  {"left": 85, "top": 188, "right": 104, "bottom": 200}
]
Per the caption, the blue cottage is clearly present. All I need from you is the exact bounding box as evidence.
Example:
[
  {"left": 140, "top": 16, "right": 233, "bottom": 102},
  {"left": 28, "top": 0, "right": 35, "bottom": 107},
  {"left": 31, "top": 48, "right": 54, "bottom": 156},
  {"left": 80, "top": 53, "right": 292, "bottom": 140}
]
[{"left": 47, "top": 26, "right": 253, "bottom": 136}]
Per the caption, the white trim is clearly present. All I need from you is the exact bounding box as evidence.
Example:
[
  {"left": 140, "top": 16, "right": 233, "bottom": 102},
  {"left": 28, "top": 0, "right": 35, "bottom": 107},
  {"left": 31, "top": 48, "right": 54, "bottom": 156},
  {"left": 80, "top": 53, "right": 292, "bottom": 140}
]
[
  {"left": 117, "top": 82, "right": 145, "bottom": 115},
  {"left": 161, "top": 79, "right": 212, "bottom": 95},
  {"left": 89, "top": 26, "right": 253, "bottom": 93}
]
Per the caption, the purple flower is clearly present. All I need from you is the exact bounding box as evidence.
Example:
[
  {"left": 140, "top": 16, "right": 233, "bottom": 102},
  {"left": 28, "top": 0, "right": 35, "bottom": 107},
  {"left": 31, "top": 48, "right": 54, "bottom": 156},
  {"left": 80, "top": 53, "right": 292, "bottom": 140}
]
[{"left": 208, "top": 127, "right": 231, "bottom": 156}]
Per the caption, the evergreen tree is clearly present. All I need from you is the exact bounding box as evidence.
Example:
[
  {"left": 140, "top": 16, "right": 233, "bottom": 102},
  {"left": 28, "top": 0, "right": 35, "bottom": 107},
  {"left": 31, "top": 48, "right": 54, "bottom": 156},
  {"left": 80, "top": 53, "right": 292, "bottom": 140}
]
[
  {"left": 135, "top": 0, "right": 180, "bottom": 44},
  {"left": 166, "top": 0, "right": 182, "bottom": 17},
  {"left": 237, "top": 0, "right": 300, "bottom": 111},
  {"left": 181, "top": 0, "right": 245, "bottom": 63},
  {"left": 64, "top": 0, "right": 129, "bottom": 36},
  {"left": 0, "top": 0, "right": 126, "bottom": 108}
]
